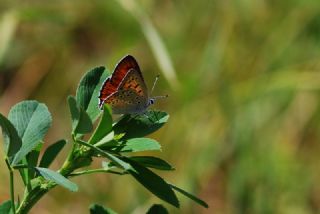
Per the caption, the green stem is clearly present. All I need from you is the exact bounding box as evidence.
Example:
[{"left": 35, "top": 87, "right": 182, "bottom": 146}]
[
  {"left": 16, "top": 187, "right": 49, "bottom": 214},
  {"left": 76, "top": 140, "right": 123, "bottom": 167},
  {"left": 16, "top": 160, "right": 75, "bottom": 214},
  {"left": 16, "top": 140, "right": 79, "bottom": 214},
  {"left": 5, "top": 158, "right": 16, "bottom": 214},
  {"left": 15, "top": 135, "right": 102, "bottom": 213},
  {"left": 12, "top": 164, "right": 29, "bottom": 169},
  {"left": 69, "top": 168, "right": 125, "bottom": 177}
]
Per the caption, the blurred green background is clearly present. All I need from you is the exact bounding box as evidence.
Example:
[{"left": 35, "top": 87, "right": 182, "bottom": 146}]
[{"left": 1, "top": 0, "right": 320, "bottom": 213}]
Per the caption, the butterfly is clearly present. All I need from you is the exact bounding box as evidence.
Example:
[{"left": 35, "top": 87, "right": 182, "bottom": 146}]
[{"left": 98, "top": 55, "right": 167, "bottom": 114}]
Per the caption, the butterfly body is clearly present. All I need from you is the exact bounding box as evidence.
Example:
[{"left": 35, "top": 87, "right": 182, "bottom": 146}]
[{"left": 99, "top": 55, "right": 161, "bottom": 114}]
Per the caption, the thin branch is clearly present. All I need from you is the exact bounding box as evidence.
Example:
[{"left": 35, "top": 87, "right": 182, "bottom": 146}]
[
  {"left": 12, "top": 164, "right": 29, "bottom": 169},
  {"left": 69, "top": 168, "right": 127, "bottom": 177},
  {"left": 5, "top": 157, "right": 16, "bottom": 214}
]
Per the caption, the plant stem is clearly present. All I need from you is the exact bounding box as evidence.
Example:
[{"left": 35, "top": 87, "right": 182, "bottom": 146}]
[
  {"left": 16, "top": 142, "right": 79, "bottom": 214},
  {"left": 69, "top": 168, "right": 125, "bottom": 177},
  {"left": 9, "top": 171, "right": 15, "bottom": 213},
  {"left": 5, "top": 158, "right": 16, "bottom": 214},
  {"left": 16, "top": 161, "right": 76, "bottom": 214},
  {"left": 12, "top": 164, "right": 29, "bottom": 169},
  {"left": 16, "top": 187, "right": 49, "bottom": 214},
  {"left": 15, "top": 135, "right": 98, "bottom": 213},
  {"left": 76, "top": 139, "right": 126, "bottom": 169}
]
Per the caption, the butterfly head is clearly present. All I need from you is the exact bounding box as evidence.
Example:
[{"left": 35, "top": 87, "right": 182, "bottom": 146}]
[
  {"left": 148, "top": 95, "right": 168, "bottom": 107},
  {"left": 148, "top": 98, "right": 155, "bottom": 106}
]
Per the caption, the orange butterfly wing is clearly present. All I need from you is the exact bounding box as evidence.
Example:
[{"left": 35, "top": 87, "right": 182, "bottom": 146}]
[
  {"left": 104, "top": 68, "right": 149, "bottom": 114},
  {"left": 99, "top": 55, "right": 141, "bottom": 107}
]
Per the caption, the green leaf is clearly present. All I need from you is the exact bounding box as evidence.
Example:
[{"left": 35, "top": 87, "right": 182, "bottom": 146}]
[
  {"left": 0, "top": 113, "right": 22, "bottom": 157},
  {"left": 76, "top": 66, "right": 105, "bottom": 110},
  {"left": 76, "top": 66, "right": 109, "bottom": 122},
  {"left": 35, "top": 167, "right": 78, "bottom": 192},
  {"left": 146, "top": 204, "right": 168, "bottom": 214},
  {"left": 76, "top": 104, "right": 93, "bottom": 134},
  {"left": 68, "top": 96, "right": 93, "bottom": 134},
  {"left": 88, "top": 105, "right": 113, "bottom": 145},
  {"left": 86, "top": 68, "right": 110, "bottom": 122},
  {"left": 9, "top": 101, "right": 52, "bottom": 165},
  {"left": 68, "top": 95, "right": 80, "bottom": 131},
  {"left": 94, "top": 132, "right": 116, "bottom": 148},
  {"left": 27, "top": 143, "right": 42, "bottom": 166},
  {"left": 76, "top": 140, "right": 131, "bottom": 170},
  {"left": 18, "top": 158, "right": 30, "bottom": 188},
  {"left": 39, "top": 140, "right": 66, "bottom": 168},
  {"left": 0, "top": 200, "right": 12, "bottom": 214},
  {"left": 169, "top": 183, "right": 209, "bottom": 208},
  {"left": 113, "top": 111, "right": 169, "bottom": 140},
  {"left": 17, "top": 144, "right": 42, "bottom": 188},
  {"left": 27, "top": 142, "right": 43, "bottom": 179},
  {"left": 124, "top": 158, "right": 179, "bottom": 208},
  {"left": 129, "top": 156, "right": 174, "bottom": 170},
  {"left": 89, "top": 204, "right": 117, "bottom": 214},
  {"left": 103, "top": 153, "right": 131, "bottom": 170},
  {"left": 118, "top": 138, "right": 161, "bottom": 153}
]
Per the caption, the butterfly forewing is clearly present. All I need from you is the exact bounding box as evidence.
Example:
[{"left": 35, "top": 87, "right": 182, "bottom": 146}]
[
  {"left": 105, "top": 69, "right": 149, "bottom": 114},
  {"left": 99, "top": 55, "right": 141, "bottom": 107}
]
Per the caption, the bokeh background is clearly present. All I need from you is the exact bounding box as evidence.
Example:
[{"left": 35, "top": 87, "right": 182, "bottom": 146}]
[{"left": 1, "top": 0, "right": 320, "bottom": 213}]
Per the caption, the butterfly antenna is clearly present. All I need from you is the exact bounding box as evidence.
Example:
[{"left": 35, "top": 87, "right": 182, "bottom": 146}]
[
  {"left": 152, "top": 95, "right": 169, "bottom": 100},
  {"left": 150, "top": 74, "right": 160, "bottom": 95}
]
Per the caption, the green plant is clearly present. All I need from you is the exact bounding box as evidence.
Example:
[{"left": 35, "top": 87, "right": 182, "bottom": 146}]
[{"left": 0, "top": 66, "right": 208, "bottom": 213}]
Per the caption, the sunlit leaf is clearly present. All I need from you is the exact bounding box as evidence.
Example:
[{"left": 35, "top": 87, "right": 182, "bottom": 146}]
[
  {"left": 9, "top": 101, "right": 52, "bottom": 165},
  {"left": 117, "top": 138, "right": 161, "bottom": 153},
  {"left": 94, "top": 132, "right": 116, "bottom": 148}
]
